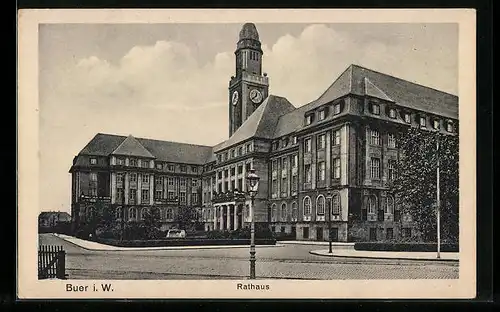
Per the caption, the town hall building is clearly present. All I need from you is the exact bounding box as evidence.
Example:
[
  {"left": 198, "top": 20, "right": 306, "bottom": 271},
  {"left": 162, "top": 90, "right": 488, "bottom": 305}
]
[{"left": 69, "top": 23, "right": 458, "bottom": 241}]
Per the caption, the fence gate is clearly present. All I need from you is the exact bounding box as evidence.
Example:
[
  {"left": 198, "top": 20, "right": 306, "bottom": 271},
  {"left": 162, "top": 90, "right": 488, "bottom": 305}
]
[{"left": 38, "top": 245, "right": 67, "bottom": 279}]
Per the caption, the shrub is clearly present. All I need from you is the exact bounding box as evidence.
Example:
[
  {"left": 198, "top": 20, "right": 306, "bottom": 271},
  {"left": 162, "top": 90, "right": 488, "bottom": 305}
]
[{"left": 354, "top": 242, "right": 459, "bottom": 252}]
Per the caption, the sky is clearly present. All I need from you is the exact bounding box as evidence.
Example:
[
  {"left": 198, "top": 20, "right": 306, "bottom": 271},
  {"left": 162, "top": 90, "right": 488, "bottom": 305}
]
[{"left": 38, "top": 23, "right": 458, "bottom": 213}]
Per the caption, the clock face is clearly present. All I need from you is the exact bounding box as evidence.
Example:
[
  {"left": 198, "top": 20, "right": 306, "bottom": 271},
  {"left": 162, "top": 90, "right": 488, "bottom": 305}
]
[
  {"left": 249, "top": 89, "right": 263, "bottom": 104},
  {"left": 231, "top": 91, "right": 239, "bottom": 105}
]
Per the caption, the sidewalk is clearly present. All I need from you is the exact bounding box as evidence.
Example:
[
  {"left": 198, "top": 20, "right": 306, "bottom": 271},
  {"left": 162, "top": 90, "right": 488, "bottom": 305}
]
[
  {"left": 310, "top": 249, "right": 459, "bottom": 261},
  {"left": 52, "top": 234, "right": 283, "bottom": 251},
  {"left": 280, "top": 240, "right": 355, "bottom": 248}
]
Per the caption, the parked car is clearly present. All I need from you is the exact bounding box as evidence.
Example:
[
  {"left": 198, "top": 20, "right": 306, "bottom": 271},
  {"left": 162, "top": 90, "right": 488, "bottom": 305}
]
[{"left": 166, "top": 229, "right": 186, "bottom": 238}]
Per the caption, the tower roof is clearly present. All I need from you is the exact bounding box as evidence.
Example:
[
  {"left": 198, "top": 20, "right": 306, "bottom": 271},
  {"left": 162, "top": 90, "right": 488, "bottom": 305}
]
[{"left": 239, "top": 23, "right": 260, "bottom": 41}]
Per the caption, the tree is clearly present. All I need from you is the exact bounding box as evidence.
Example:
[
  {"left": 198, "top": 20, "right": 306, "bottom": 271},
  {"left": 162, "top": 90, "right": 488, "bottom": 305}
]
[
  {"left": 392, "top": 126, "right": 459, "bottom": 243},
  {"left": 140, "top": 207, "right": 162, "bottom": 239},
  {"left": 174, "top": 206, "right": 198, "bottom": 231}
]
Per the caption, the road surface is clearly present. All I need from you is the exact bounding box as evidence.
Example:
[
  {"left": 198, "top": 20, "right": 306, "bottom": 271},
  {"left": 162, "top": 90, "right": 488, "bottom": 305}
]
[{"left": 39, "top": 234, "right": 459, "bottom": 280}]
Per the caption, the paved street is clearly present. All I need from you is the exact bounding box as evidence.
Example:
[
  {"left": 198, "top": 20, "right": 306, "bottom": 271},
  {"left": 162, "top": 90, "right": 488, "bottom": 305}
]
[{"left": 39, "top": 234, "right": 458, "bottom": 280}]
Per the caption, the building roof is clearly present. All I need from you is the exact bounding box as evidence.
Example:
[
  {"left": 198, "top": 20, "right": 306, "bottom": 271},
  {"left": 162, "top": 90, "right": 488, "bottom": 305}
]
[
  {"left": 78, "top": 133, "right": 212, "bottom": 165},
  {"left": 272, "top": 64, "right": 458, "bottom": 138},
  {"left": 213, "top": 95, "right": 296, "bottom": 152},
  {"left": 239, "top": 23, "right": 260, "bottom": 41}
]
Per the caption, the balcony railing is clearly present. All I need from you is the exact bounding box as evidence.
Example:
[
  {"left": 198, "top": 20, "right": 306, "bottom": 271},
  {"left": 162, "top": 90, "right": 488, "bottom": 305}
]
[{"left": 212, "top": 190, "right": 246, "bottom": 204}]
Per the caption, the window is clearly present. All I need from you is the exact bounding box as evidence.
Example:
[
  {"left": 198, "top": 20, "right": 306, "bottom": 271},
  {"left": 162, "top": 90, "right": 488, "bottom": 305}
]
[
  {"left": 370, "top": 129, "right": 380, "bottom": 145},
  {"left": 155, "top": 177, "right": 162, "bottom": 185},
  {"left": 130, "top": 173, "right": 137, "bottom": 183},
  {"left": 231, "top": 167, "right": 236, "bottom": 176},
  {"left": 333, "top": 158, "right": 341, "bottom": 179},
  {"left": 155, "top": 189, "right": 162, "bottom": 200},
  {"left": 156, "top": 163, "right": 162, "bottom": 170},
  {"left": 129, "top": 207, "right": 137, "bottom": 221},
  {"left": 90, "top": 173, "right": 97, "bottom": 181},
  {"left": 388, "top": 134, "right": 396, "bottom": 148},
  {"left": 291, "top": 155, "right": 298, "bottom": 168},
  {"left": 303, "top": 197, "right": 311, "bottom": 215},
  {"left": 318, "top": 161, "right": 326, "bottom": 181},
  {"left": 386, "top": 195, "right": 394, "bottom": 214},
  {"left": 317, "top": 134, "right": 326, "bottom": 149},
  {"left": 333, "top": 130, "right": 340, "bottom": 146},
  {"left": 371, "top": 158, "right": 380, "bottom": 179},
  {"left": 115, "top": 207, "right": 122, "bottom": 219},
  {"left": 293, "top": 136, "right": 297, "bottom": 145},
  {"left": 217, "top": 155, "right": 222, "bottom": 163},
  {"left": 433, "top": 119, "right": 440, "bottom": 129},
  {"left": 371, "top": 103, "right": 380, "bottom": 115},
  {"left": 116, "top": 158, "right": 124, "bottom": 165},
  {"left": 291, "top": 175, "right": 298, "bottom": 192},
  {"left": 282, "top": 157, "right": 288, "bottom": 170},
  {"left": 316, "top": 196, "right": 325, "bottom": 215},
  {"left": 231, "top": 149, "right": 235, "bottom": 158},
  {"left": 218, "top": 171, "right": 223, "bottom": 179},
  {"left": 332, "top": 194, "right": 340, "bottom": 215},
  {"left": 282, "top": 138, "right": 289, "bottom": 147},
  {"left": 446, "top": 121, "right": 454, "bottom": 132},
  {"left": 404, "top": 113, "right": 411, "bottom": 124},
  {"left": 246, "top": 163, "right": 252, "bottom": 172},
  {"left": 304, "top": 164, "right": 312, "bottom": 183},
  {"left": 179, "top": 191, "right": 186, "bottom": 204},
  {"left": 281, "top": 203, "right": 287, "bottom": 221},
  {"left": 291, "top": 202, "right": 298, "bottom": 219},
  {"left": 304, "top": 138, "right": 311, "bottom": 152},
  {"left": 389, "top": 108, "right": 397, "bottom": 119},
  {"left": 168, "top": 191, "right": 176, "bottom": 199},
  {"left": 271, "top": 204, "right": 277, "bottom": 221},
  {"left": 129, "top": 158, "right": 137, "bottom": 167},
  {"left": 238, "top": 146, "right": 243, "bottom": 156},
  {"left": 420, "top": 116, "right": 426, "bottom": 127},
  {"left": 305, "top": 114, "right": 313, "bottom": 125},
  {"left": 386, "top": 228, "right": 394, "bottom": 240},
  {"left": 167, "top": 177, "right": 174, "bottom": 186},
  {"left": 142, "top": 160, "right": 149, "bottom": 168},
  {"left": 116, "top": 188, "right": 124, "bottom": 203},
  {"left": 180, "top": 165, "right": 187, "bottom": 172},
  {"left": 129, "top": 189, "right": 137, "bottom": 203},
  {"left": 142, "top": 174, "right": 149, "bottom": 184},
  {"left": 318, "top": 109, "right": 325, "bottom": 121},
  {"left": 224, "top": 153, "right": 228, "bottom": 161},
  {"left": 246, "top": 143, "right": 252, "bottom": 153},
  {"left": 237, "top": 178, "right": 243, "bottom": 191},
  {"left": 333, "top": 103, "right": 341, "bottom": 115},
  {"left": 272, "top": 179, "right": 278, "bottom": 196},
  {"left": 403, "top": 228, "right": 412, "bottom": 238},
  {"left": 168, "top": 164, "right": 175, "bottom": 171},
  {"left": 192, "top": 166, "right": 198, "bottom": 173},
  {"left": 179, "top": 178, "right": 186, "bottom": 187},
  {"left": 141, "top": 189, "right": 149, "bottom": 202},
  {"left": 368, "top": 196, "right": 376, "bottom": 214},
  {"left": 237, "top": 165, "right": 243, "bottom": 174},
  {"left": 90, "top": 158, "right": 97, "bottom": 165},
  {"left": 369, "top": 228, "right": 377, "bottom": 241},
  {"left": 192, "top": 179, "right": 198, "bottom": 187},
  {"left": 166, "top": 208, "right": 173, "bottom": 220},
  {"left": 388, "top": 159, "right": 396, "bottom": 180},
  {"left": 192, "top": 193, "right": 198, "bottom": 204}
]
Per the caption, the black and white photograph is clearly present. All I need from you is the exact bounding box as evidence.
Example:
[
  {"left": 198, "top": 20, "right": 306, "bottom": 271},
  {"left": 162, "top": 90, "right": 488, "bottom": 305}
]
[{"left": 18, "top": 9, "right": 476, "bottom": 299}]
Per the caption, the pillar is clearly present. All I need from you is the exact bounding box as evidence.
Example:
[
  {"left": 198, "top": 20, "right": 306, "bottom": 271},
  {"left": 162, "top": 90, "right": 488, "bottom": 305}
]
[
  {"left": 226, "top": 205, "right": 231, "bottom": 230},
  {"left": 213, "top": 205, "right": 217, "bottom": 230},
  {"left": 219, "top": 205, "right": 224, "bottom": 230},
  {"left": 233, "top": 204, "right": 238, "bottom": 230}
]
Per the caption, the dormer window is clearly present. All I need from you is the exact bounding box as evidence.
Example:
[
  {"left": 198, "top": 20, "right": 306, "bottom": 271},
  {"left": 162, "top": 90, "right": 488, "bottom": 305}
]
[
  {"left": 293, "top": 136, "right": 297, "bottom": 145},
  {"left": 388, "top": 108, "right": 397, "bottom": 119},
  {"left": 217, "top": 154, "right": 222, "bottom": 163},
  {"left": 433, "top": 119, "right": 440, "bottom": 130},
  {"left": 318, "top": 109, "right": 326, "bottom": 121},
  {"left": 116, "top": 158, "right": 124, "bottom": 166},
  {"left": 333, "top": 103, "right": 341, "bottom": 115},
  {"left": 90, "top": 158, "right": 97, "bottom": 165},
  {"left": 370, "top": 102, "right": 380, "bottom": 115},
  {"left": 446, "top": 121, "right": 454, "bottom": 132},
  {"left": 404, "top": 113, "right": 412, "bottom": 124},
  {"left": 419, "top": 116, "right": 427, "bottom": 128},
  {"left": 305, "top": 114, "right": 313, "bottom": 125},
  {"left": 282, "top": 137, "right": 289, "bottom": 147},
  {"left": 142, "top": 160, "right": 149, "bottom": 168},
  {"left": 273, "top": 141, "right": 279, "bottom": 150},
  {"left": 156, "top": 163, "right": 162, "bottom": 170},
  {"left": 231, "top": 149, "right": 235, "bottom": 158},
  {"left": 129, "top": 158, "right": 137, "bottom": 167}
]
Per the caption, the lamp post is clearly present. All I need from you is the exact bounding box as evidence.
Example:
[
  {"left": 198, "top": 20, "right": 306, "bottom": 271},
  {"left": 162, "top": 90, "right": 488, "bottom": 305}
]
[
  {"left": 436, "top": 136, "right": 441, "bottom": 259},
  {"left": 327, "top": 191, "right": 333, "bottom": 254},
  {"left": 246, "top": 168, "right": 260, "bottom": 280}
]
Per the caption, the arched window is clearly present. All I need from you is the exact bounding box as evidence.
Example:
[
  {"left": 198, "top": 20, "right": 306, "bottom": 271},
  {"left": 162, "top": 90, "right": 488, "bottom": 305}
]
[
  {"left": 140, "top": 207, "right": 149, "bottom": 220},
  {"left": 386, "top": 195, "right": 394, "bottom": 214},
  {"left": 368, "top": 196, "right": 377, "bottom": 214},
  {"left": 129, "top": 207, "right": 137, "bottom": 221},
  {"left": 303, "top": 196, "right": 311, "bottom": 215},
  {"left": 115, "top": 207, "right": 122, "bottom": 219},
  {"left": 166, "top": 208, "right": 173, "bottom": 220},
  {"left": 281, "top": 203, "right": 287, "bottom": 221},
  {"left": 271, "top": 204, "right": 277, "bottom": 221},
  {"left": 291, "top": 202, "right": 298, "bottom": 220},
  {"left": 332, "top": 194, "right": 340, "bottom": 215},
  {"left": 316, "top": 195, "right": 325, "bottom": 215}
]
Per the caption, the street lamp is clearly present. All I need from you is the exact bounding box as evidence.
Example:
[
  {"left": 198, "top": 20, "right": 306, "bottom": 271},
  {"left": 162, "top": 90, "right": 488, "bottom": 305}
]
[
  {"left": 326, "top": 191, "right": 333, "bottom": 254},
  {"left": 246, "top": 168, "right": 260, "bottom": 280}
]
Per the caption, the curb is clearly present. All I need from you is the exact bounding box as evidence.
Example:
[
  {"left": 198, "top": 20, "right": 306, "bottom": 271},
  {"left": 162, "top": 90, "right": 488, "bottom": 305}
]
[
  {"left": 309, "top": 250, "right": 459, "bottom": 262},
  {"left": 52, "top": 234, "right": 284, "bottom": 251}
]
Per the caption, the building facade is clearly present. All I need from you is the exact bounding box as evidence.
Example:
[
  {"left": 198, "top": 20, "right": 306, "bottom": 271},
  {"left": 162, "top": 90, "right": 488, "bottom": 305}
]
[{"left": 70, "top": 23, "right": 459, "bottom": 241}]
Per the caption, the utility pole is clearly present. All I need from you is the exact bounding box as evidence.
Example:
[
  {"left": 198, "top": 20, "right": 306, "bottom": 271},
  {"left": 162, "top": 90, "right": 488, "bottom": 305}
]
[{"left": 436, "top": 136, "right": 441, "bottom": 259}]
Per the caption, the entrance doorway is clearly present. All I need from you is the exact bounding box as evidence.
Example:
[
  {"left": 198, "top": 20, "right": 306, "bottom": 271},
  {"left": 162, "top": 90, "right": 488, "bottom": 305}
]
[
  {"left": 316, "top": 227, "right": 324, "bottom": 240},
  {"left": 302, "top": 227, "right": 309, "bottom": 239},
  {"left": 330, "top": 227, "right": 339, "bottom": 242}
]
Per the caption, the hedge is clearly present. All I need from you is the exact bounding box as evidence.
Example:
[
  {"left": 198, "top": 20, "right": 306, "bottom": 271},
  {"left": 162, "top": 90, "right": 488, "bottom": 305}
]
[
  {"left": 97, "top": 238, "right": 276, "bottom": 247},
  {"left": 354, "top": 242, "right": 459, "bottom": 252}
]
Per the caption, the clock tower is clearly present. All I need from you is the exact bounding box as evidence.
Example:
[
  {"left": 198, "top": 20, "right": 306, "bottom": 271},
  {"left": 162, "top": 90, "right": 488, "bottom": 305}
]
[{"left": 228, "top": 23, "right": 269, "bottom": 137}]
